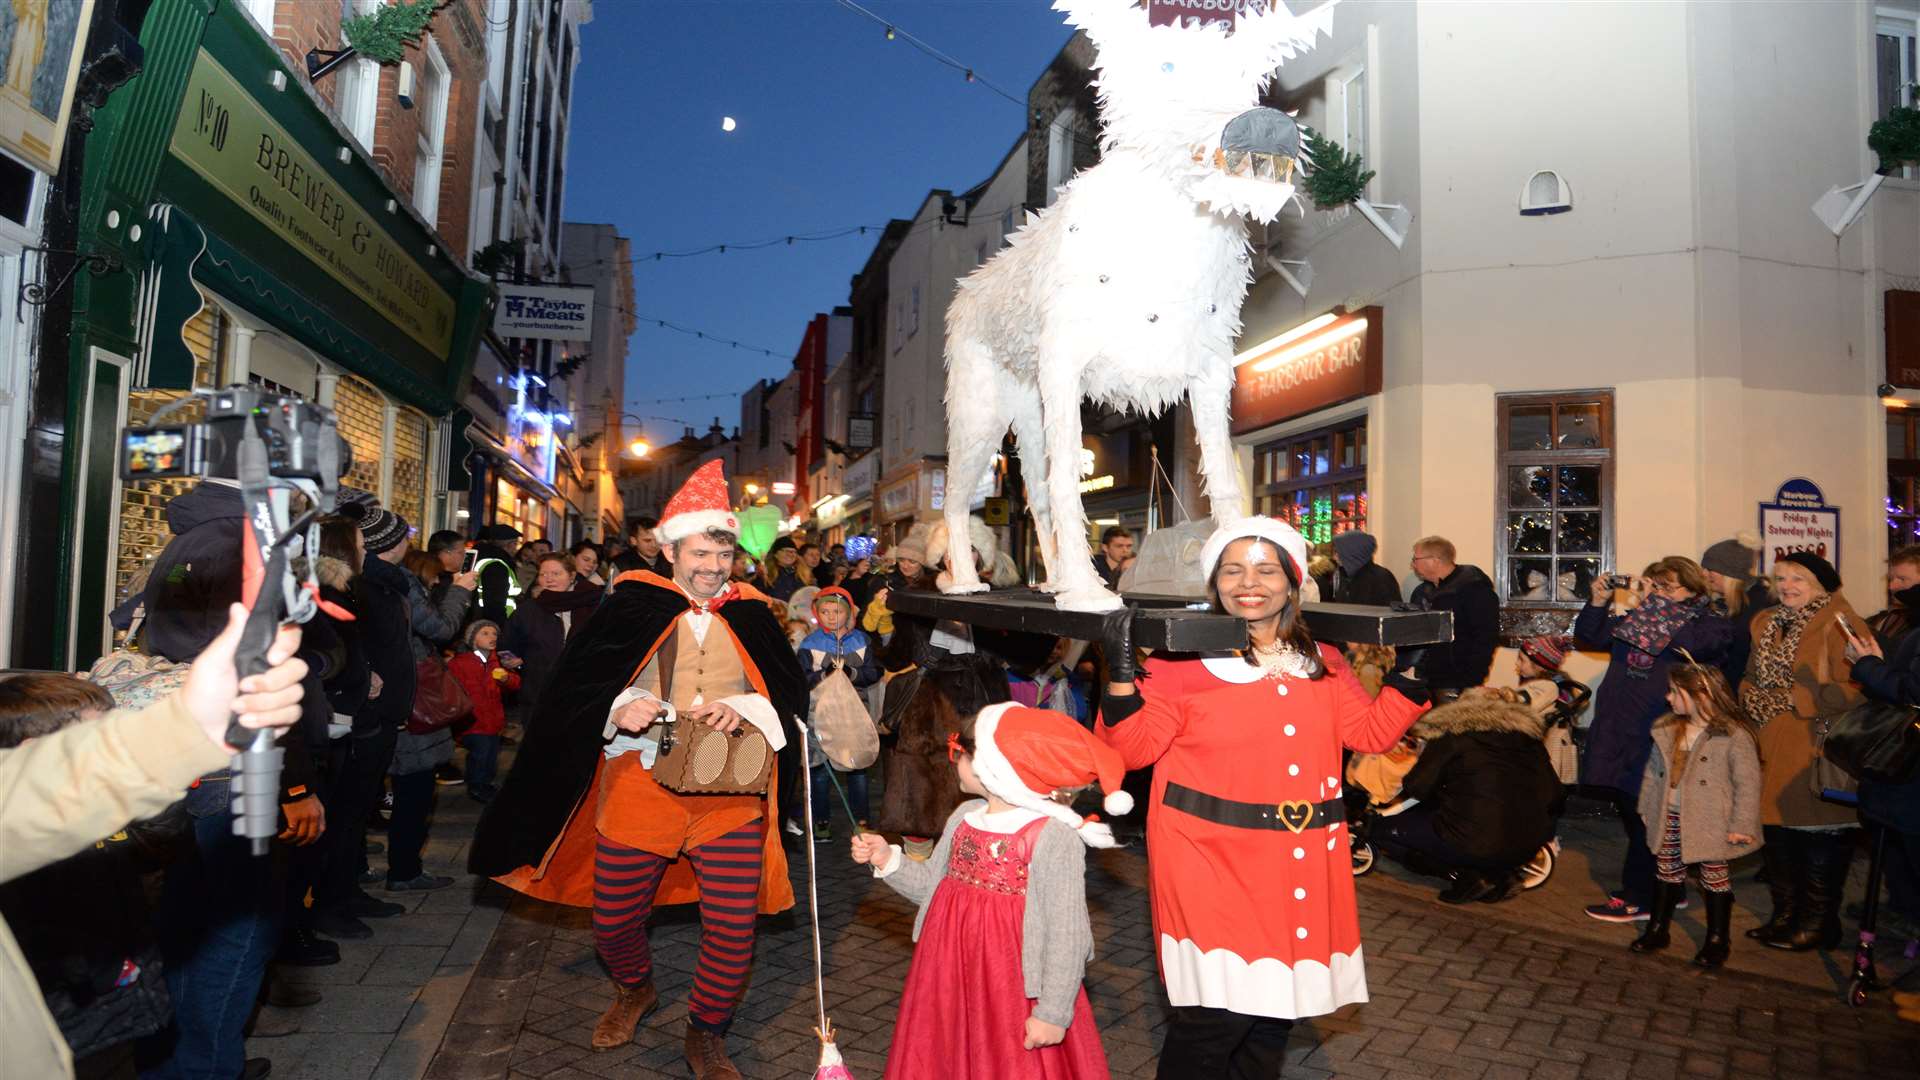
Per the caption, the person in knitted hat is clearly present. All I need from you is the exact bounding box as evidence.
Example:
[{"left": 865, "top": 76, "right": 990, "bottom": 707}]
[
  {"left": 798, "top": 587, "right": 882, "bottom": 839},
  {"left": 1514, "top": 635, "right": 1592, "bottom": 731},
  {"left": 354, "top": 501, "right": 411, "bottom": 559},
  {"left": 1699, "top": 531, "right": 1774, "bottom": 695},
  {"left": 1095, "top": 516, "right": 1431, "bottom": 1072},
  {"left": 470, "top": 459, "right": 808, "bottom": 1078},
  {"left": 850, "top": 703, "right": 1113, "bottom": 1077}
]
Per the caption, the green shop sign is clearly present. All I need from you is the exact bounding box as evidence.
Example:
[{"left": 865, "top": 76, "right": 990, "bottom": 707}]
[{"left": 167, "top": 49, "right": 454, "bottom": 358}]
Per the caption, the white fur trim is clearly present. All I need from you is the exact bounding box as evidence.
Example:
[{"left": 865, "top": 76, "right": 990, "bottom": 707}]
[
  {"left": 1159, "top": 935, "right": 1369, "bottom": 1020},
  {"left": 970, "top": 702, "right": 1117, "bottom": 848},
  {"left": 658, "top": 509, "right": 739, "bottom": 545},
  {"left": 1201, "top": 517, "right": 1310, "bottom": 586},
  {"left": 1105, "top": 790, "right": 1134, "bottom": 816}
]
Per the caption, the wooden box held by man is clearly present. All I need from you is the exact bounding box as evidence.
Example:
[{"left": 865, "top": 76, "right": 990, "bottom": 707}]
[{"left": 470, "top": 461, "right": 808, "bottom": 1080}]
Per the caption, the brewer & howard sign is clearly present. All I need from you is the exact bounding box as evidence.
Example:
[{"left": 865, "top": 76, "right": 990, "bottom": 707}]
[
  {"left": 1230, "top": 306, "right": 1382, "bottom": 436},
  {"left": 167, "top": 50, "right": 456, "bottom": 358},
  {"left": 495, "top": 282, "right": 596, "bottom": 341}
]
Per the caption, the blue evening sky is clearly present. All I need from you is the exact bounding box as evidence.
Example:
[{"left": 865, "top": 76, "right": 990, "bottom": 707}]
[{"left": 564, "top": 0, "right": 1076, "bottom": 438}]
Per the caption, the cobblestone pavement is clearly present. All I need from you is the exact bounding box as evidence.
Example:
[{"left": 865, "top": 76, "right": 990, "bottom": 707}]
[
  {"left": 250, "top": 763, "right": 1920, "bottom": 1079},
  {"left": 415, "top": 816, "right": 1920, "bottom": 1080}
]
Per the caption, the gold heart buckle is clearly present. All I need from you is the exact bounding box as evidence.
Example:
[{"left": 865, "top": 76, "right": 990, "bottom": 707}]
[{"left": 1277, "top": 800, "right": 1314, "bottom": 834}]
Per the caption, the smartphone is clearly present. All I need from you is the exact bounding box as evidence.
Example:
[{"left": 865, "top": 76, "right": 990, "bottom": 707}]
[
  {"left": 460, "top": 549, "right": 479, "bottom": 573},
  {"left": 1605, "top": 574, "right": 1632, "bottom": 589}
]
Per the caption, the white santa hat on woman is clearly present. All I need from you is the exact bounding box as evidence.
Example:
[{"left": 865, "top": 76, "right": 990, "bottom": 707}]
[
  {"left": 1199, "top": 516, "right": 1311, "bottom": 587},
  {"left": 655, "top": 459, "right": 741, "bottom": 545},
  {"left": 968, "top": 702, "right": 1134, "bottom": 848}
]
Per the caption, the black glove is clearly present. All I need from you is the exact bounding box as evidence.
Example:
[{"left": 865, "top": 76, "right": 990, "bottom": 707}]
[
  {"left": 1390, "top": 646, "right": 1427, "bottom": 675},
  {"left": 1099, "top": 605, "right": 1138, "bottom": 685},
  {"left": 1383, "top": 646, "right": 1430, "bottom": 705}
]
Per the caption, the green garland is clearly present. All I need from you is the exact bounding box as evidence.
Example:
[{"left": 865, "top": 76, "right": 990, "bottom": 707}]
[
  {"left": 1870, "top": 103, "right": 1920, "bottom": 172},
  {"left": 1299, "top": 126, "right": 1375, "bottom": 211},
  {"left": 470, "top": 238, "right": 524, "bottom": 278},
  {"left": 342, "top": 0, "right": 441, "bottom": 65}
]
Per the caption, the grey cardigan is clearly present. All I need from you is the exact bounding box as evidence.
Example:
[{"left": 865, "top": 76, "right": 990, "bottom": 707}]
[
  {"left": 1636, "top": 722, "right": 1764, "bottom": 864},
  {"left": 876, "top": 800, "right": 1094, "bottom": 1028}
]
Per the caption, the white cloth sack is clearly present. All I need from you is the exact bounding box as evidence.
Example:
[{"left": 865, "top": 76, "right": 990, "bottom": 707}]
[{"left": 812, "top": 667, "right": 879, "bottom": 770}]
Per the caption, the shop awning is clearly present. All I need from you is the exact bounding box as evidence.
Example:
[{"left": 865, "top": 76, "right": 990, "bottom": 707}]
[{"left": 465, "top": 421, "right": 563, "bottom": 504}]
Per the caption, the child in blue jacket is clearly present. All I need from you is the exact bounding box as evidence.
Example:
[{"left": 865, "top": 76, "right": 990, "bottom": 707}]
[{"left": 800, "top": 587, "right": 882, "bottom": 841}]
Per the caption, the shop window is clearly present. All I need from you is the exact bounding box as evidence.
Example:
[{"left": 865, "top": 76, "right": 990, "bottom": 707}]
[
  {"left": 388, "top": 407, "right": 431, "bottom": 535},
  {"left": 334, "top": 374, "right": 386, "bottom": 498},
  {"left": 1251, "top": 417, "right": 1367, "bottom": 545},
  {"left": 1496, "top": 391, "right": 1613, "bottom": 605},
  {"left": 112, "top": 307, "right": 223, "bottom": 613},
  {"left": 1889, "top": 406, "right": 1920, "bottom": 549},
  {"left": 333, "top": 1, "right": 382, "bottom": 152}
]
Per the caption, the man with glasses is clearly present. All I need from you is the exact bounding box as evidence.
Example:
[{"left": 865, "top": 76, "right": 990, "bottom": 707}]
[{"left": 1409, "top": 536, "right": 1501, "bottom": 702}]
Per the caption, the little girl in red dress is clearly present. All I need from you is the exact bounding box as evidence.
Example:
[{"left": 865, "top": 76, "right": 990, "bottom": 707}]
[{"left": 851, "top": 703, "right": 1122, "bottom": 1080}]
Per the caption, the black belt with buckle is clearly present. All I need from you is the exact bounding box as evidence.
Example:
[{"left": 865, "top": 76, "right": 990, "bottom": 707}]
[{"left": 1163, "top": 781, "right": 1346, "bottom": 834}]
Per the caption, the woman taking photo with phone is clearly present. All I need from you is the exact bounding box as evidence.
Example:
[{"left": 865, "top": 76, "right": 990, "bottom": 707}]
[
  {"left": 1740, "top": 553, "right": 1864, "bottom": 951},
  {"left": 1574, "top": 557, "right": 1732, "bottom": 925}
]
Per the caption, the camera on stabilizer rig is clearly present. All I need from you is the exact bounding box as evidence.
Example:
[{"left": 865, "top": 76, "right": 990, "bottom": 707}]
[
  {"left": 119, "top": 385, "right": 351, "bottom": 855},
  {"left": 119, "top": 385, "right": 351, "bottom": 485}
]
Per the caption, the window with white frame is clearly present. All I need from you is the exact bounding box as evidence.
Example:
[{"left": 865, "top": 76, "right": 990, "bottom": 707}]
[
  {"left": 240, "top": 0, "right": 275, "bottom": 34},
  {"left": 413, "top": 36, "right": 451, "bottom": 222},
  {"left": 1046, "top": 108, "right": 1079, "bottom": 205},
  {"left": 1880, "top": 8, "right": 1918, "bottom": 180},
  {"left": 333, "top": 0, "right": 382, "bottom": 152},
  {"left": 1340, "top": 67, "right": 1368, "bottom": 185}
]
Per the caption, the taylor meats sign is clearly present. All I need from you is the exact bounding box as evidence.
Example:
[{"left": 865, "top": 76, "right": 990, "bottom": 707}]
[
  {"left": 167, "top": 50, "right": 456, "bottom": 358},
  {"left": 493, "top": 283, "right": 595, "bottom": 342}
]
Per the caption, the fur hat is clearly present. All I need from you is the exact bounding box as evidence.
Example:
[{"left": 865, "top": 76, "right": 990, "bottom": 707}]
[
  {"left": 927, "top": 516, "right": 997, "bottom": 591},
  {"left": 658, "top": 460, "right": 740, "bottom": 546},
  {"left": 887, "top": 523, "right": 930, "bottom": 567},
  {"left": 970, "top": 702, "right": 1132, "bottom": 848},
  {"left": 1700, "top": 531, "right": 1761, "bottom": 580},
  {"left": 1779, "top": 551, "right": 1842, "bottom": 593},
  {"left": 1199, "top": 516, "right": 1309, "bottom": 586}
]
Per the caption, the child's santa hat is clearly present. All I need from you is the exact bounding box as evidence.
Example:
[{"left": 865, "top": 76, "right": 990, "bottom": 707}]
[
  {"left": 656, "top": 460, "right": 740, "bottom": 546},
  {"left": 969, "top": 702, "right": 1133, "bottom": 848}
]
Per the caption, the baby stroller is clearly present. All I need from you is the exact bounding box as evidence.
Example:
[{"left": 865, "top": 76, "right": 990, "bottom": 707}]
[{"left": 1345, "top": 734, "right": 1558, "bottom": 891}]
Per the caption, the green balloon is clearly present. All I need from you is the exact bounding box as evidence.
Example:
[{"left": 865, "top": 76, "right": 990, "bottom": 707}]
[{"left": 734, "top": 505, "right": 783, "bottom": 560}]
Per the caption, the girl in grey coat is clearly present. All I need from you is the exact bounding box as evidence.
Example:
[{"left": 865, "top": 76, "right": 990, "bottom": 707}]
[{"left": 1631, "top": 662, "right": 1762, "bottom": 968}]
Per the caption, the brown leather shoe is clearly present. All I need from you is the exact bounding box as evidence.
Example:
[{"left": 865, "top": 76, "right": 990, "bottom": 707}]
[
  {"left": 589, "top": 980, "right": 657, "bottom": 1051},
  {"left": 684, "top": 1024, "right": 744, "bottom": 1079}
]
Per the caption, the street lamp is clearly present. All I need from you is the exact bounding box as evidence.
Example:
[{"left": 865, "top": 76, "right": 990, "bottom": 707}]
[{"left": 628, "top": 438, "right": 651, "bottom": 458}]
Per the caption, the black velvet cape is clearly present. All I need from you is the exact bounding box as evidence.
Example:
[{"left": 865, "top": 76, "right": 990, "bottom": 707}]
[{"left": 469, "top": 573, "right": 808, "bottom": 878}]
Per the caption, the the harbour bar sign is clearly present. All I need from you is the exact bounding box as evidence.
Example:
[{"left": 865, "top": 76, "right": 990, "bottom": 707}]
[
  {"left": 167, "top": 50, "right": 456, "bottom": 358},
  {"left": 1230, "top": 306, "right": 1383, "bottom": 436}
]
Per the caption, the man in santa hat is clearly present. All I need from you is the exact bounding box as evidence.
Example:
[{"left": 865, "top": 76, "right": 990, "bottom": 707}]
[{"left": 469, "top": 460, "right": 807, "bottom": 1080}]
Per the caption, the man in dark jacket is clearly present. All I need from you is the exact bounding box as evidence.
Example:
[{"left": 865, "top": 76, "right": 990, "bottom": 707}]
[
  {"left": 136, "top": 480, "right": 327, "bottom": 1079},
  {"left": 1323, "top": 531, "right": 1402, "bottom": 606},
  {"left": 1850, "top": 579, "right": 1920, "bottom": 941},
  {"left": 471, "top": 523, "right": 523, "bottom": 626},
  {"left": 611, "top": 516, "right": 673, "bottom": 579},
  {"left": 1408, "top": 536, "right": 1501, "bottom": 698}
]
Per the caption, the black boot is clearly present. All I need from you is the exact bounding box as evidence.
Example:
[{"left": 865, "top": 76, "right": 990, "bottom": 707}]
[
  {"left": 1694, "top": 890, "right": 1734, "bottom": 968},
  {"left": 1630, "top": 881, "right": 1684, "bottom": 952},
  {"left": 274, "top": 929, "right": 340, "bottom": 967},
  {"left": 1745, "top": 826, "right": 1798, "bottom": 941},
  {"left": 1768, "top": 830, "right": 1856, "bottom": 952},
  {"left": 1439, "top": 872, "right": 1497, "bottom": 904}
]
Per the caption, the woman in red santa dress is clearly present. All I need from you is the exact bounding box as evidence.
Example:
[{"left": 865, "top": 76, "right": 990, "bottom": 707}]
[{"left": 1097, "top": 517, "right": 1431, "bottom": 1077}]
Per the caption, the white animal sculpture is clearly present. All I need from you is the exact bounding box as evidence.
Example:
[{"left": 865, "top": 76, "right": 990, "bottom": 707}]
[{"left": 940, "top": 0, "right": 1335, "bottom": 612}]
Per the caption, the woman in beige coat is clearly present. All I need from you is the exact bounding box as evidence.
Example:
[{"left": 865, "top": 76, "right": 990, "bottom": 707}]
[{"left": 1739, "top": 553, "right": 1863, "bottom": 952}]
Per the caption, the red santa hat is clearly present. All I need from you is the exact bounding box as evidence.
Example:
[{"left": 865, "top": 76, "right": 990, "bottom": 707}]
[
  {"left": 969, "top": 702, "right": 1133, "bottom": 848},
  {"left": 657, "top": 460, "right": 741, "bottom": 546}
]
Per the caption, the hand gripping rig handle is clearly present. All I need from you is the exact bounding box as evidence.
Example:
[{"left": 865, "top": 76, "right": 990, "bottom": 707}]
[{"left": 229, "top": 431, "right": 289, "bottom": 856}]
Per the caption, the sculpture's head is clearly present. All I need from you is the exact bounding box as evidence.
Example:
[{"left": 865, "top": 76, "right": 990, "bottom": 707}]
[{"left": 1056, "top": 0, "right": 1335, "bottom": 222}]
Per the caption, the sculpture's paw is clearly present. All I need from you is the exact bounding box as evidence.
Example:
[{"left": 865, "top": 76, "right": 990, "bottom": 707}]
[
  {"left": 937, "top": 573, "right": 992, "bottom": 595},
  {"left": 1054, "top": 586, "right": 1125, "bottom": 613},
  {"left": 1036, "top": 578, "right": 1063, "bottom": 594}
]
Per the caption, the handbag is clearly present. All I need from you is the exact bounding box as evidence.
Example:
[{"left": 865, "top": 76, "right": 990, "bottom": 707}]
[
  {"left": 1808, "top": 713, "right": 1861, "bottom": 800},
  {"left": 646, "top": 630, "right": 774, "bottom": 795},
  {"left": 1821, "top": 699, "right": 1920, "bottom": 784},
  {"left": 812, "top": 667, "right": 880, "bottom": 770},
  {"left": 1544, "top": 723, "right": 1580, "bottom": 785},
  {"left": 86, "top": 649, "right": 190, "bottom": 711},
  {"left": 408, "top": 654, "right": 473, "bottom": 734}
]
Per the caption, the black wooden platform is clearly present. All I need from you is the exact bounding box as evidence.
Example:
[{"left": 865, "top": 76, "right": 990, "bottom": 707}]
[{"left": 885, "top": 588, "right": 1453, "bottom": 652}]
